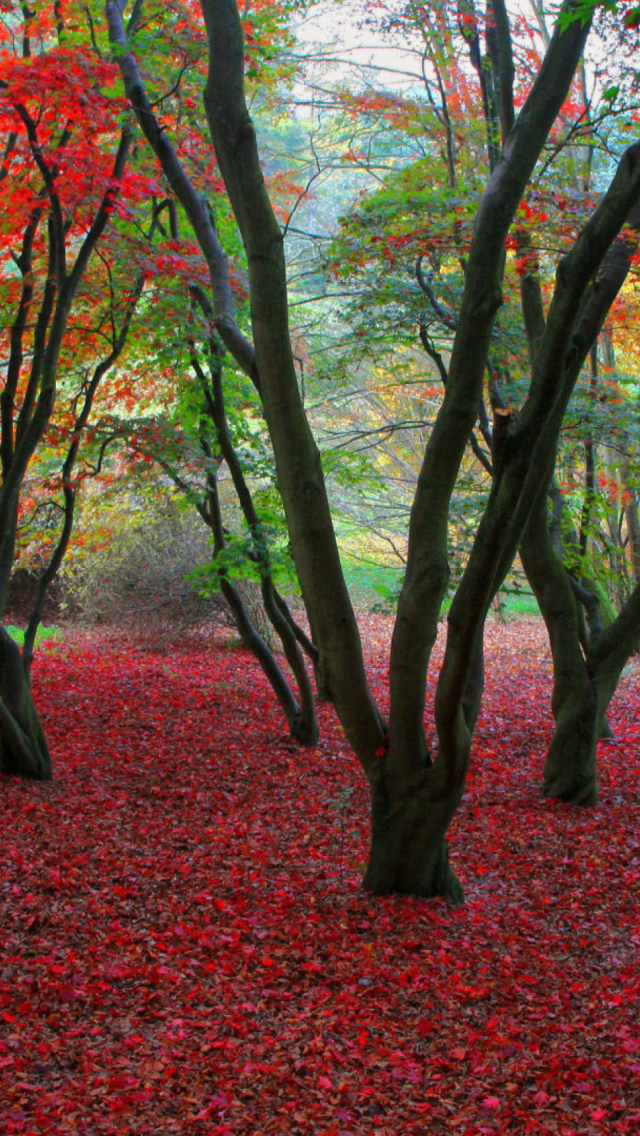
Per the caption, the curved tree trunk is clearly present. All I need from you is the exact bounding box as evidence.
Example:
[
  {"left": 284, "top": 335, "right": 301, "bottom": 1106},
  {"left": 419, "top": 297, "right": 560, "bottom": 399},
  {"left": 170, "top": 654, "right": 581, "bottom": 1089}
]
[
  {"left": 520, "top": 490, "right": 600, "bottom": 803},
  {"left": 204, "top": 458, "right": 319, "bottom": 747},
  {"left": 364, "top": 2, "right": 594, "bottom": 898},
  {"left": 556, "top": 603, "right": 640, "bottom": 804},
  {"left": 521, "top": 486, "right": 640, "bottom": 805},
  {"left": 541, "top": 676, "right": 600, "bottom": 805},
  {"left": 0, "top": 627, "right": 51, "bottom": 779}
]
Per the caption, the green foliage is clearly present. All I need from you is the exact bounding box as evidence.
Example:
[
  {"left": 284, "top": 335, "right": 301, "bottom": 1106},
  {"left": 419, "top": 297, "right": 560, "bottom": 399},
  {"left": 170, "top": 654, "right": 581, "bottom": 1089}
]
[
  {"left": 5, "top": 624, "right": 62, "bottom": 647},
  {"left": 558, "top": 0, "right": 617, "bottom": 29},
  {"left": 340, "top": 556, "right": 404, "bottom": 611},
  {"left": 189, "top": 539, "right": 258, "bottom": 593}
]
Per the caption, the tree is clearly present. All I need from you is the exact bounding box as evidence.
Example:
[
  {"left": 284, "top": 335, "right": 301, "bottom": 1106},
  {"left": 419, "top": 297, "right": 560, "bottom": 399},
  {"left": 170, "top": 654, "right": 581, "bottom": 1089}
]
[
  {"left": 519, "top": 312, "right": 640, "bottom": 805},
  {"left": 292, "top": 0, "right": 640, "bottom": 806},
  {"left": 0, "top": 1, "right": 217, "bottom": 777},
  {"left": 107, "top": 0, "right": 640, "bottom": 899},
  {"left": 0, "top": 2, "right": 144, "bottom": 777},
  {"left": 112, "top": 305, "right": 322, "bottom": 744}
]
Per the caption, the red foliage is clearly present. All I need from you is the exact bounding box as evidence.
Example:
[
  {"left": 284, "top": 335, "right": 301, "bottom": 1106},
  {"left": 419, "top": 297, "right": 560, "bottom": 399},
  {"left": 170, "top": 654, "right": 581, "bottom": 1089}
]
[{"left": 1, "top": 621, "right": 640, "bottom": 1134}]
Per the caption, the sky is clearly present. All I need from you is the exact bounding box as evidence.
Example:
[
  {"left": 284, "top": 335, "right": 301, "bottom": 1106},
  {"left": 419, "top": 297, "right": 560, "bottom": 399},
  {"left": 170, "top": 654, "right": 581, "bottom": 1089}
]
[{"left": 292, "top": 0, "right": 426, "bottom": 96}]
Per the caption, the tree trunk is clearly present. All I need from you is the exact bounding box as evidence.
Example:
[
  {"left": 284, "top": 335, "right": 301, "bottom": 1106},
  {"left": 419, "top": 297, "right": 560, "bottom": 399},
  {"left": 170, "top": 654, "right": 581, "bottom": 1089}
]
[
  {"left": 520, "top": 489, "right": 601, "bottom": 802},
  {"left": 0, "top": 627, "right": 51, "bottom": 780},
  {"left": 363, "top": 768, "right": 464, "bottom": 903},
  {"left": 541, "top": 675, "right": 599, "bottom": 804},
  {"left": 545, "top": 596, "right": 640, "bottom": 802},
  {"left": 519, "top": 484, "right": 640, "bottom": 804}
]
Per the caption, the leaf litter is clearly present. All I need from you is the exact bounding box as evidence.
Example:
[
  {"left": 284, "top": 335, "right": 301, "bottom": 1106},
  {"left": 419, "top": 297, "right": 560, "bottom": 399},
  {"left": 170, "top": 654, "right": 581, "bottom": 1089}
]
[{"left": 1, "top": 620, "right": 639, "bottom": 1135}]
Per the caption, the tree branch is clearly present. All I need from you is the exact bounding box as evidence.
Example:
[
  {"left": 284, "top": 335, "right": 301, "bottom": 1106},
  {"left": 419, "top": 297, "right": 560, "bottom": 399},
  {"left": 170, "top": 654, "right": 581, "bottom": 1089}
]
[{"left": 105, "top": 0, "right": 258, "bottom": 386}]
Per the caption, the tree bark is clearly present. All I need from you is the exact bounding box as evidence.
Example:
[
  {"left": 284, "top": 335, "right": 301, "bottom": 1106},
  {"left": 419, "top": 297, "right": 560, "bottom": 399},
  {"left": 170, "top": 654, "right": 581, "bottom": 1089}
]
[
  {"left": 521, "top": 475, "right": 640, "bottom": 806},
  {"left": 520, "top": 490, "right": 601, "bottom": 803},
  {"left": 364, "top": 769, "right": 463, "bottom": 903},
  {"left": 515, "top": 189, "right": 640, "bottom": 804},
  {"left": 0, "top": 627, "right": 51, "bottom": 779}
]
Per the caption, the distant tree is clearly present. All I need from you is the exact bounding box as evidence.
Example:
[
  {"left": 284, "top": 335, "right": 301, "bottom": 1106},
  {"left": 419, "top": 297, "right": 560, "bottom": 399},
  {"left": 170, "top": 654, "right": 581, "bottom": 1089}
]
[{"left": 110, "top": 310, "right": 321, "bottom": 745}]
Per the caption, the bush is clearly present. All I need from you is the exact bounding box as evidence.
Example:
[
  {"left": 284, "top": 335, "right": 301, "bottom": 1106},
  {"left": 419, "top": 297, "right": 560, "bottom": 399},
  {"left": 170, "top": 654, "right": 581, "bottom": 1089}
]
[{"left": 61, "top": 498, "right": 270, "bottom": 638}]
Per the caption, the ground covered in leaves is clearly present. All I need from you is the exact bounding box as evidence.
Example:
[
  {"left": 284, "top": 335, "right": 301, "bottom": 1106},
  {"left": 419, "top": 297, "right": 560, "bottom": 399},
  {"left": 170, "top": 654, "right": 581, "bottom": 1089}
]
[{"left": 2, "top": 619, "right": 640, "bottom": 1135}]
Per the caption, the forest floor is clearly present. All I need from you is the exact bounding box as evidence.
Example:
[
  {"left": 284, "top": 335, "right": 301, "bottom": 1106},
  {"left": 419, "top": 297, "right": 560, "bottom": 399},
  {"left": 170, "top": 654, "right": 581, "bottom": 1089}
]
[{"left": 2, "top": 618, "right": 640, "bottom": 1135}]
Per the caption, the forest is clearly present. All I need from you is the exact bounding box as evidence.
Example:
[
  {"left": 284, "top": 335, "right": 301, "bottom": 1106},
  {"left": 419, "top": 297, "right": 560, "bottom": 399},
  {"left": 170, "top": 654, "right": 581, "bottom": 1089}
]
[{"left": 1, "top": 0, "right": 640, "bottom": 1131}]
